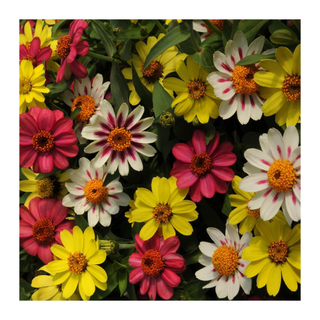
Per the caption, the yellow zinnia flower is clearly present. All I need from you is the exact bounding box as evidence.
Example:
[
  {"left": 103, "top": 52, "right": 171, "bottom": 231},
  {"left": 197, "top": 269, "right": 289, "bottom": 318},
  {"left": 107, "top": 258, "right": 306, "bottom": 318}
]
[
  {"left": 228, "top": 176, "right": 287, "bottom": 234},
  {"left": 122, "top": 34, "right": 187, "bottom": 106},
  {"left": 131, "top": 176, "right": 198, "bottom": 240},
  {"left": 31, "top": 265, "right": 80, "bottom": 300},
  {"left": 163, "top": 55, "right": 221, "bottom": 124},
  {"left": 19, "top": 60, "right": 50, "bottom": 114},
  {"left": 242, "top": 220, "right": 300, "bottom": 297},
  {"left": 19, "top": 168, "right": 70, "bottom": 207},
  {"left": 254, "top": 44, "right": 301, "bottom": 127},
  {"left": 46, "top": 226, "right": 108, "bottom": 300}
]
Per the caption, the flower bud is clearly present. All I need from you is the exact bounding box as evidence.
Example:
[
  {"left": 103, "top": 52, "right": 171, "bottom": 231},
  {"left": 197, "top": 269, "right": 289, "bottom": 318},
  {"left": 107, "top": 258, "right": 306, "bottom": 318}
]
[
  {"left": 270, "top": 29, "right": 299, "bottom": 46},
  {"left": 99, "top": 239, "right": 119, "bottom": 255},
  {"left": 160, "top": 111, "right": 175, "bottom": 128}
]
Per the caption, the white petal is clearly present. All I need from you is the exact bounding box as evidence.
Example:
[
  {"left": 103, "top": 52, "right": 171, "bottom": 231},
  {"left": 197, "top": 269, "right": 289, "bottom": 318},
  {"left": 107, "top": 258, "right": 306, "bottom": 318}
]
[
  {"left": 65, "top": 182, "right": 84, "bottom": 195},
  {"left": 61, "top": 90, "right": 75, "bottom": 107},
  {"left": 248, "top": 188, "right": 273, "bottom": 210},
  {"left": 260, "top": 189, "right": 284, "bottom": 221},
  {"left": 195, "top": 265, "right": 215, "bottom": 281},
  {"left": 102, "top": 198, "right": 120, "bottom": 215},
  {"left": 93, "top": 149, "right": 113, "bottom": 169},
  {"left": 132, "top": 132, "right": 157, "bottom": 144},
  {"left": 116, "top": 103, "right": 129, "bottom": 127},
  {"left": 62, "top": 193, "right": 83, "bottom": 208},
  {"left": 292, "top": 182, "right": 301, "bottom": 201},
  {"left": 232, "top": 30, "right": 248, "bottom": 60},
  {"left": 239, "top": 173, "right": 269, "bottom": 192},
  {"left": 243, "top": 162, "right": 263, "bottom": 175},
  {"left": 268, "top": 128, "right": 285, "bottom": 160},
  {"left": 227, "top": 273, "right": 240, "bottom": 300},
  {"left": 243, "top": 148, "right": 274, "bottom": 171},
  {"left": 213, "top": 51, "right": 232, "bottom": 75},
  {"left": 126, "top": 149, "right": 143, "bottom": 172},
  {"left": 105, "top": 153, "right": 120, "bottom": 174},
  {"left": 206, "top": 72, "right": 235, "bottom": 100},
  {"left": 126, "top": 105, "right": 145, "bottom": 130},
  {"left": 134, "top": 144, "right": 157, "bottom": 157},
  {"left": 236, "top": 94, "right": 252, "bottom": 125},
  {"left": 240, "top": 275, "right": 252, "bottom": 295},
  {"left": 75, "top": 76, "right": 91, "bottom": 96},
  {"left": 99, "top": 99, "right": 116, "bottom": 122},
  {"left": 131, "top": 117, "right": 154, "bottom": 133},
  {"left": 281, "top": 200, "right": 293, "bottom": 226},
  {"left": 259, "top": 133, "right": 273, "bottom": 159},
  {"left": 68, "top": 169, "right": 90, "bottom": 185},
  {"left": 289, "top": 146, "right": 301, "bottom": 168},
  {"left": 284, "top": 190, "right": 301, "bottom": 222},
  {"left": 283, "top": 126, "right": 299, "bottom": 160},
  {"left": 111, "top": 192, "right": 131, "bottom": 206},
  {"left": 225, "top": 224, "right": 240, "bottom": 246},
  {"left": 219, "top": 96, "right": 238, "bottom": 120},
  {"left": 249, "top": 94, "right": 263, "bottom": 121},
  {"left": 74, "top": 198, "right": 90, "bottom": 215},
  {"left": 87, "top": 205, "right": 99, "bottom": 227},
  {"left": 206, "top": 227, "right": 225, "bottom": 246},
  {"left": 99, "top": 209, "right": 112, "bottom": 227},
  {"left": 215, "top": 276, "right": 228, "bottom": 299},
  {"left": 199, "top": 241, "right": 217, "bottom": 257},
  {"left": 118, "top": 156, "right": 129, "bottom": 176},
  {"left": 198, "top": 254, "right": 213, "bottom": 267},
  {"left": 246, "top": 35, "right": 265, "bottom": 56},
  {"left": 239, "top": 232, "right": 252, "bottom": 253}
]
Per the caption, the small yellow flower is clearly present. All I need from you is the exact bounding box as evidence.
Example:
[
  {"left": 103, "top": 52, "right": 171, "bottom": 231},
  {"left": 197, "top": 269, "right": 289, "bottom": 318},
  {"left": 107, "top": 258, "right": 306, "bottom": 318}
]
[
  {"left": 125, "top": 193, "right": 137, "bottom": 227},
  {"left": 165, "top": 19, "right": 183, "bottom": 25}
]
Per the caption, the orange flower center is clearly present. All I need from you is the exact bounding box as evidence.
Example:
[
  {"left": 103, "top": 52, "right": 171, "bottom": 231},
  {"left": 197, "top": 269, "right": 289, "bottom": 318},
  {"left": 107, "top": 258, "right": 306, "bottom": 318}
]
[
  {"left": 56, "top": 35, "right": 71, "bottom": 59},
  {"left": 25, "top": 41, "right": 31, "bottom": 50},
  {"left": 141, "top": 249, "right": 165, "bottom": 277},
  {"left": 231, "top": 65, "right": 259, "bottom": 95},
  {"left": 107, "top": 127, "right": 132, "bottom": 151},
  {"left": 205, "top": 19, "right": 225, "bottom": 34},
  {"left": 32, "top": 217, "right": 56, "bottom": 245},
  {"left": 246, "top": 199, "right": 260, "bottom": 219},
  {"left": 32, "top": 130, "right": 55, "bottom": 153},
  {"left": 282, "top": 75, "right": 300, "bottom": 102},
  {"left": 36, "top": 177, "right": 61, "bottom": 198},
  {"left": 68, "top": 252, "right": 88, "bottom": 274},
  {"left": 267, "top": 159, "right": 297, "bottom": 193},
  {"left": 141, "top": 60, "right": 164, "bottom": 83},
  {"left": 22, "top": 54, "right": 36, "bottom": 67},
  {"left": 71, "top": 95, "right": 96, "bottom": 122},
  {"left": 20, "top": 78, "right": 32, "bottom": 95},
  {"left": 153, "top": 203, "right": 172, "bottom": 224},
  {"left": 212, "top": 245, "right": 239, "bottom": 277},
  {"left": 188, "top": 80, "right": 206, "bottom": 99},
  {"left": 268, "top": 240, "right": 289, "bottom": 264},
  {"left": 189, "top": 152, "right": 212, "bottom": 175},
  {"left": 84, "top": 178, "right": 108, "bottom": 205}
]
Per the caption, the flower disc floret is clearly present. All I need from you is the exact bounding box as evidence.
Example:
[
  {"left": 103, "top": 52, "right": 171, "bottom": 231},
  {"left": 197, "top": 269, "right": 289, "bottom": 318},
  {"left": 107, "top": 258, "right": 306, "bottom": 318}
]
[
  {"left": 83, "top": 179, "right": 108, "bottom": 205},
  {"left": 281, "top": 75, "right": 300, "bottom": 102},
  {"left": 153, "top": 204, "right": 172, "bottom": 224},
  {"left": 141, "top": 249, "right": 165, "bottom": 277},
  {"left": 32, "top": 130, "right": 55, "bottom": 153},
  {"left": 32, "top": 217, "right": 56, "bottom": 245},
  {"left": 68, "top": 252, "right": 88, "bottom": 274},
  {"left": 268, "top": 240, "right": 289, "bottom": 264},
  {"left": 141, "top": 60, "right": 164, "bottom": 83},
  {"left": 231, "top": 65, "right": 259, "bottom": 95},
  {"left": 188, "top": 80, "right": 206, "bottom": 99},
  {"left": 107, "top": 127, "right": 132, "bottom": 151},
  {"left": 189, "top": 152, "right": 212, "bottom": 175},
  {"left": 212, "top": 245, "right": 239, "bottom": 276},
  {"left": 56, "top": 35, "right": 71, "bottom": 59},
  {"left": 71, "top": 95, "right": 96, "bottom": 122}
]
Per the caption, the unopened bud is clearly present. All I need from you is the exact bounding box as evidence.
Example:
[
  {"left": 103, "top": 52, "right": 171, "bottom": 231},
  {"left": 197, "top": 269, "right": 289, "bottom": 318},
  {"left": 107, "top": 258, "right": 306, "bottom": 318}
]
[
  {"left": 192, "top": 116, "right": 201, "bottom": 127},
  {"left": 113, "top": 27, "right": 122, "bottom": 36},
  {"left": 140, "top": 26, "right": 148, "bottom": 37},
  {"left": 270, "top": 29, "right": 299, "bottom": 46},
  {"left": 159, "top": 111, "right": 175, "bottom": 128},
  {"left": 99, "top": 239, "right": 119, "bottom": 255}
]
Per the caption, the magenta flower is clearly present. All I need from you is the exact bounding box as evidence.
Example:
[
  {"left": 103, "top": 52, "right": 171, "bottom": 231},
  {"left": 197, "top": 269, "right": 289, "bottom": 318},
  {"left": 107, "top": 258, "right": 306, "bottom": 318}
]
[
  {"left": 171, "top": 130, "right": 236, "bottom": 202},
  {"left": 128, "top": 233, "right": 186, "bottom": 300},
  {"left": 55, "top": 19, "right": 89, "bottom": 83},
  {"left": 20, "top": 106, "right": 79, "bottom": 173},
  {"left": 20, "top": 197, "right": 75, "bottom": 264}
]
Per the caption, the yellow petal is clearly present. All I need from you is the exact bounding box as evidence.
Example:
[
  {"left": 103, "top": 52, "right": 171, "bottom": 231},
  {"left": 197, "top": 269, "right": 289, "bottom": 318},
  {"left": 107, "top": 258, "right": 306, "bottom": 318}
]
[
  {"left": 275, "top": 100, "right": 290, "bottom": 126},
  {"left": 73, "top": 226, "right": 84, "bottom": 252},
  {"left": 286, "top": 100, "right": 300, "bottom": 127},
  {"left": 24, "top": 21, "right": 33, "bottom": 42},
  {"left": 21, "top": 168, "right": 38, "bottom": 181},
  {"left": 292, "top": 44, "right": 301, "bottom": 76},
  {"left": 131, "top": 208, "right": 153, "bottom": 222},
  {"left": 175, "top": 59, "right": 190, "bottom": 83},
  {"left": 31, "top": 275, "right": 54, "bottom": 288},
  {"left": 63, "top": 273, "right": 80, "bottom": 299},
  {"left": 135, "top": 41, "right": 148, "bottom": 61},
  {"left": 47, "top": 259, "right": 69, "bottom": 274},
  {"left": 261, "top": 90, "right": 287, "bottom": 116},
  {"left": 286, "top": 245, "right": 301, "bottom": 269},
  {"left": 51, "top": 244, "right": 70, "bottom": 260},
  {"left": 228, "top": 205, "right": 249, "bottom": 225},
  {"left": 282, "top": 262, "right": 298, "bottom": 292},
  {"left": 19, "top": 180, "right": 36, "bottom": 192},
  {"left": 122, "top": 67, "right": 133, "bottom": 80},
  {"left": 161, "top": 222, "right": 176, "bottom": 239},
  {"left": 244, "top": 258, "right": 269, "bottom": 278},
  {"left": 254, "top": 71, "right": 284, "bottom": 88},
  {"left": 242, "top": 239, "right": 269, "bottom": 261},
  {"left": 256, "top": 259, "right": 274, "bottom": 289},
  {"left": 169, "top": 215, "right": 193, "bottom": 236},
  {"left": 163, "top": 77, "right": 188, "bottom": 92},
  {"left": 87, "top": 265, "right": 107, "bottom": 283},
  {"left": 31, "top": 286, "right": 58, "bottom": 301},
  {"left": 258, "top": 59, "right": 287, "bottom": 79},
  {"left": 229, "top": 194, "right": 248, "bottom": 207},
  {"left": 139, "top": 219, "right": 159, "bottom": 240},
  {"left": 174, "top": 97, "right": 194, "bottom": 116},
  {"left": 266, "top": 263, "right": 281, "bottom": 296},
  {"left": 88, "top": 250, "right": 107, "bottom": 266},
  {"left": 136, "top": 188, "right": 158, "bottom": 208},
  {"left": 60, "top": 229, "right": 75, "bottom": 253},
  {"left": 238, "top": 216, "right": 256, "bottom": 234},
  {"left": 171, "top": 200, "right": 196, "bottom": 214},
  {"left": 186, "top": 55, "right": 200, "bottom": 80},
  {"left": 276, "top": 46, "right": 293, "bottom": 75}
]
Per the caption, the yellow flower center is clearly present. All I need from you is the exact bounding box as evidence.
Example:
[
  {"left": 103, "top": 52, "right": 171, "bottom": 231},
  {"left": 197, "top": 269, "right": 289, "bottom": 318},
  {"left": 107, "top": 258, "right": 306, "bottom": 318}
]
[
  {"left": 68, "top": 252, "right": 88, "bottom": 274},
  {"left": 71, "top": 95, "right": 96, "bottom": 122},
  {"left": 83, "top": 178, "right": 108, "bottom": 205},
  {"left": 268, "top": 240, "right": 289, "bottom": 264},
  {"left": 141, "top": 60, "right": 164, "bottom": 83},
  {"left": 231, "top": 65, "right": 259, "bottom": 95},
  {"left": 267, "top": 159, "right": 297, "bottom": 193},
  {"left": 56, "top": 35, "right": 71, "bottom": 59},
  {"left": 188, "top": 80, "right": 206, "bottom": 99},
  {"left": 36, "top": 177, "right": 61, "bottom": 198},
  {"left": 107, "top": 127, "right": 132, "bottom": 151},
  {"left": 281, "top": 75, "right": 300, "bottom": 102},
  {"left": 153, "top": 204, "right": 172, "bottom": 224},
  {"left": 32, "top": 217, "right": 56, "bottom": 245},
  {"left": 141, "top": 249, "right": 165, "bottom": 277},
  {"left": 189, "top": 152, "right": 212, "bottom": 175},
  {"left": 212, "top": 245, "right": 239, "bottom": 277},
  {"left": 205, "top": 19, "right": 225, "bottom": 34},
  {"left": 20, "top": 78, "right": 32, "bottom": 95},
  {"left": 32, "top": 130, "right": 55, "bottom": 153},
  {"left": 246, "top": 198, "right": 260, "bottom": 219}
]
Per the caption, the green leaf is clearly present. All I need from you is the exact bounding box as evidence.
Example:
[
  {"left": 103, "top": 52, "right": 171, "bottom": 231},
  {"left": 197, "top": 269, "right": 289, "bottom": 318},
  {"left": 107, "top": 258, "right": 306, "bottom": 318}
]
[
  {"left": 268, "top": 20, "right": 292, "bottom": 34},
  {"left": 35, "top": 167, "right": 59, "bottom": 180},
  {"left": 173, "top": 118, "right": 195, "bottom": 141},
  {"left": 119, "top": 39, "right": 133, "bottom": 61},
  {"left": 236, "top": 53, "right": 275, "bottom": 66},
  {"left": 131, "top": 63, "right": 153, "bottom": 110},
  {"left": 203, "top": 121, "right": 216, "bottom": 144},
  {"left": 230, "top": 20, "right": 241, "bottom": 39},
  {"left": 20, "top": 192, "right": 30, "bottom": 205},
  {"left": 152, "top": 80, "right": 173, "bottom": 118},
  {"left": 126, "top": 282, "right": 137, "bottom": 300},
  {"left": 110, "top": 61, "right": 130, "bottom": 113},
  {"left": 47, "top": 76, "right": 74, "bottom": 97},
  {"left": 142, "top": 25, "right": 190, "bottom": 72},
  {"left": 91, "top": 20, "right": 117, "bottom": 57},
  {"left": 222, "top": 193, "right": 232, "bottom": 217},
  {"left": 184, "top": 279, "right": 208, "bottom": 300},
  {"left": 183, "top": 248, "right": 202, "bottom": 265},
  {"left": 238, "top": 20, "right": 269, "bottom": 43},
  {"left": 51, "top": 19, "right": 66, "bottom": 36},
  {"left": 118, "top": 269, "right": 128, "bottom": 296},
  {"left": 115, "top": 28, "right": 143, "bottom": 42},
  {"left": 192, "top": 44, "right": 214, "bottom": 69},
  {"left": 70, "top": 107, "right": 81, "bottom": 120},
  {"left": 74, "top": 215, "right": 89, "bottom": 232},
  {"left": 222, "top": 19, "right": 233, "bottom": 46}
]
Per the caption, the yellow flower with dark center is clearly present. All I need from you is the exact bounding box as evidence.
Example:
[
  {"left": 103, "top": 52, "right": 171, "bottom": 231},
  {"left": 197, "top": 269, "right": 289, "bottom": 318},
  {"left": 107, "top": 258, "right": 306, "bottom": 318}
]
[{"left": 122, "top": 34, "right": 187, "bottom": 106}]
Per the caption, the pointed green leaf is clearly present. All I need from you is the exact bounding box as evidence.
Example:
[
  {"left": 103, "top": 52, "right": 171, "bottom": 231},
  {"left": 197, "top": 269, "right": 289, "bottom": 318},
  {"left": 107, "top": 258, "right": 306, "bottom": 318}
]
[
  {"left": 51, "top": 20, "right": 66, "bottom": 36},
  {"left": 236, "top": 53, "right": 275, "bottom": 66},
  {"left": 35, "top": 167, "right": 60, "bottom": 180},
  {"left": 238, "top": 20, "right": 269, "bottom": 43},
  {"left": 152, "top": 80, "right": 173, "bottom": 118},
  {"left": 70, "top": 107, "right": 81, "bottom": 120},
  {"left": 119, "top": 39, "right": 133, "bottom": 61},
  {"left": 75, "top": 214, "right": 89, "bottom": 232},
  {"left": 222, "top": 193, "right": 232, "bottom": 217},
  {"left": 118, "top": 269, "right": 128, "bottom": 296}
]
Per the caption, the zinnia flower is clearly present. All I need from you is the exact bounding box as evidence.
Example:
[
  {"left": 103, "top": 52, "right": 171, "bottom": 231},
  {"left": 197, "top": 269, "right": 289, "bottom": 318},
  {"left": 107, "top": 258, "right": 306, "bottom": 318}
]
[
  {"left": 62, "top": 157, "right": 130, "bottom": 227},
  {"left": 242, "top": 219, "right": 300, "bottom": 297},
  {"left": 20, "top": 107, "right": 79, "bottom": 173},
  {"left": 46, "top": 226, "right": 107, "bottom": 300},
  {"left": 171, "top": 130, "right": 236, "bottom": 202},
  {"left": 55, "top": 19, "right": 89, "bottom": 83},
  {"left": 31, "top": 265, "right": 80, "bottom": 300},
  {"left": 128, "top": 233, "right": 186, "bottom": 300},
  {"left": 19, "top": 60, "right": 50, "bottom": 114},
  {"left": 239, "top": 126, "right": 300, "bottom": 224},
  {"left": 163, "top": 55, "right": 221, "bottom": 124},
  {"left": 193, "top": 20, "right": 229, "bottom": 41},
  {"left": 228, "top": 175, "right": 287, "bottom": 234},
  {"left": 82, "top": 102, "right": 157, "bottom": 176},
  {"left": 122, "top": 34, "right": 187, "bottom": 106},
  {"left": 195, "top": 223, "right": 252, "bottom": 300},
  {"left": 254, "top": 44, "right": 301, "bottom": 127},
  {"left": 20, "top": 197, "right": 75, "bottom": 264},
  {"left": 206, "top": 30, "right": 275, "bottom": 124},
  {"left": 131, "top": 176, "right": 198, "bottom": 240},
  {"left": 61, "top": 74, "right": 110, "bottom": 143}
]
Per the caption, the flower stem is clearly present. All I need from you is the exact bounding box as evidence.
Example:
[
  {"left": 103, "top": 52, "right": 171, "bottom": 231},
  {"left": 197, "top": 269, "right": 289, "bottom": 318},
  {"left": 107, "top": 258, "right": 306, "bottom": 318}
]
[
  {"left": 203, "top": 20, "right": 222, "bottom": 36},
  {"left": 154, "top": 20, "right": 167, "bottom": 34},
  {"left": 86, "top": 50, "right": 121, "bottom": 63},
  {"left": 118, "top": 243, "right": 136, "bottom": 250}
]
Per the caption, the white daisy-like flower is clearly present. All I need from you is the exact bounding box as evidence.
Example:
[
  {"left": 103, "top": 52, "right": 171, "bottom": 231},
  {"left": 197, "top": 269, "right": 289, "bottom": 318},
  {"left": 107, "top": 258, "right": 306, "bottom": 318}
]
[
  {"left": 61, "top": 74, "right": 110, "bottom": 143},
  {"left": 62, "top": 157, "right": 130, "bottom": 227},
  {"left": 81, "top": 102, "right": 157, "bottom": 176},
  {"left": 239, "top": 126, "right": 300, "bottom": 224},
  {"left": 206, "top": 30, "right": 275, "bottom": 125},
  {"left": 195, "top": 224, "right": 252, "bottom": 300},
  {"left": 193, "top": 20, "right": 225, "bottom": 41}
]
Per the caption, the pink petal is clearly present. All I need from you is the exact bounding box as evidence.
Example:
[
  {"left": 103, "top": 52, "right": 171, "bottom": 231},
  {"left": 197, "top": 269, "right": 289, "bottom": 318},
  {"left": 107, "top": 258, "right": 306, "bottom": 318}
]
[
  {"left": 163, "top": 253, "right": 186, "bottom": 270},
  {"left": 161, "top": 268, "right": 182, "bottom": 287},
  {"left": 20, "top": 112, "right": 39, "bottom": 136},
  {"left": 37, "top": 198, "right": 56, "bottom": 219},
  {"left": 54, "top": 132, "right": 78, "bottom": 147},
  {"left": 199, "top": 174, "right": 216, "bottom": 198},
  {"left": 36, "top": 46, "right": 52, "bottom": 64},
  {"left": 171, "top": 165, "right": 198, "bottom": 189},
  {"left": 148, "top": 277, "right": 157, "bottom": 300},
  {"left": 68, "top": 59, "right": 88, "bottom": 79},
  {"left": 51, "top": 117, "right": 73, "bottom": 137},
  {"left": 33, "top": 152, "right": 54, "bottom": 174},
  {"left": 51, "top": 149, "right": 69, "bottom": 170},
  {"left": 212, "top": 152, "right": 237, "bottom": 167},
  {"left": 20, "top": 145, "right": 38, "bottom": 168},
  {"left": 54, "top": 145, "right": 79, "bottom": 158},
  {"left": 159, "top": 236, "right": 180, "bottom": 256},
  {"left": 156, "top": 276, "right": 174, "bottom": 300},
  {"left": 192, "top": 130, "right": 207, "bottom": 153},
  {"left": 74, "top": 40, "right": 90, "bottom": 56},
  {"left": 211, "top": 173, "right": 229, "bottom": 194},
  {"left": 37, "top": 244, "right": 53, "bottom": 264},
  {"left": 128, "top": 253, "right": 142, "bottom": 268},
  {"left": 146, "top": 233, "right": 160, "bottom": 251},
  {"left": 21, "top": 237, "right": 39, "bottom": 256},
  {"left": 189, "top": 179, "right": 203, "bottom": 202},
  {"left": 28, "top": 37, "right": 41, "bottom": 56},
  {"left": 211, "top": 166, "right": 235, "bottom": 181},
  {"left": 206, "top": 131, "right": 220, "bottom": 155},
  {"left": 56, "top": 59, "right": 66, "bottom": 83},
  {"left": 36, "top": 108, "right": 56, "bottom": 132},
  {"left": 48, "top": 200, "right": 69, "bottom": 225},
  {"left": 28, "top": 197, "right": 42, "bottom": 220},
  {"left": 134, "top": 233, "right": 149, "bottom": 255},
  {"left": 19, "top": 220, "right": 33, "bottom": 238},
  {"left": 172, "top": 143, "right": 194, "bottom": 163},
  {"left": 139, "top": 274, "right": 150, "bottom": 295},
  {"left": 129, "top": 267, "right": 145, "bottom": 284}
]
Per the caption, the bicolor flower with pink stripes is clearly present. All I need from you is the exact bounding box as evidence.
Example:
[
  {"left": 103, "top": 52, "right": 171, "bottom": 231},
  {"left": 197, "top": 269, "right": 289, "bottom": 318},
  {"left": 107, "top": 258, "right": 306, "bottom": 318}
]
[
  {"left": 81, "top": 102, "right": 157, "bottom": 176},
  {"left": 195, "top": 223, "right": 252, "bottom": 300},
  {"left": 62, "top": 157, "right": 130, "bottom": 227},
  {"left": 239, "top": 126, "right": 301, "bottom": 224},
  {"left": 206, "top": 30, "right": 275, "bottom": 124}
]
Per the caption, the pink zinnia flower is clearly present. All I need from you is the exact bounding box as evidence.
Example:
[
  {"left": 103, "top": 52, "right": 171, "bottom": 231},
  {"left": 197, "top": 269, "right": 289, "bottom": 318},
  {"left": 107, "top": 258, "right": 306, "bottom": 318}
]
[
  {"left": 20, "top": 106, "right": 79, "bottom": 173},
  {"left": 171, "top": 130, "right": 236, "bottom": 202},
  {"left": 128, "top": 233, "right": 186, "bottom": 300},
  {"left": 20, "top": 197, "right": 75, "bottom": 264},
  {"left": 55, "top": 19, "right": 89, "bottom": 83}
]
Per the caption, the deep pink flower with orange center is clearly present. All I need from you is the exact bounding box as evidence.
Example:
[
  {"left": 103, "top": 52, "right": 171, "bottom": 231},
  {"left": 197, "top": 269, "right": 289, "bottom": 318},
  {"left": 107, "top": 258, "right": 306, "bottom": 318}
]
[
  {"left": 55, "top": 19, "right": 89, "bottom": 83},
  {"left": 20, "top": 197, "right": 75, "bottom": 264},
  {"left": 171, "top": 130, "right": 236, "bottom": 202},
  {"left": 128, "top": 233, "right": 186, "bottom": 300},
  {"left": 20, "top": 106, "right": 79, "bottom": 173}
]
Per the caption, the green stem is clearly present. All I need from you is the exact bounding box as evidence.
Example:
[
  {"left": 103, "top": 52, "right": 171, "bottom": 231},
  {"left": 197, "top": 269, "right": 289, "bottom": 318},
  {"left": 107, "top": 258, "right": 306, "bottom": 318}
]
[
  {"left": 118, "top": 243, "right": 136, "bottom": 250},
  {"left": 86, "top": 50, "right": 121, "bottom": 63},
  {"left": 154, "top": 20, "right": 167, "bottom": 34},
  {"left": 292, "top": 20, "right": 301, "bottom": 32},
  {"left": 203, "top": 20, "right": 222, "bottom": 36}
]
